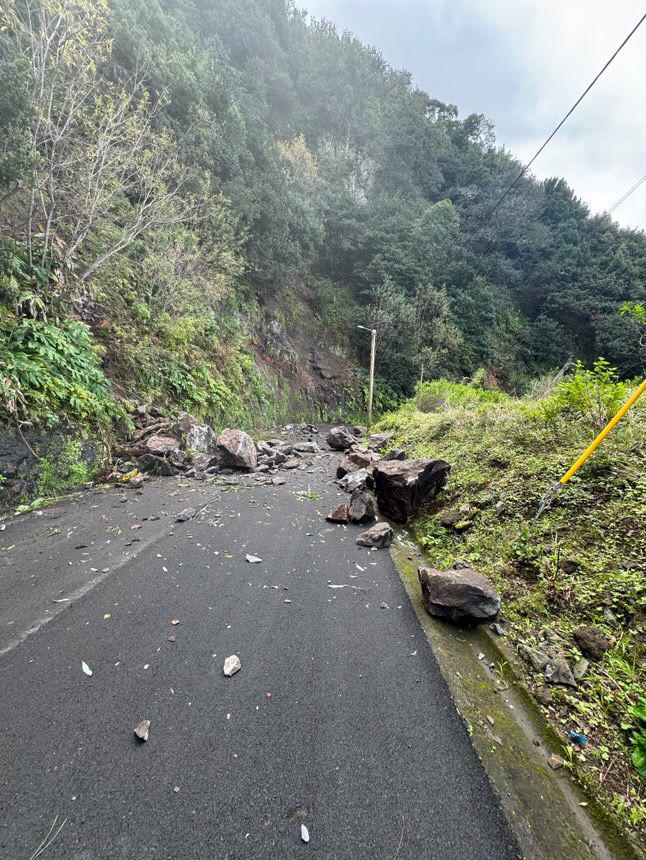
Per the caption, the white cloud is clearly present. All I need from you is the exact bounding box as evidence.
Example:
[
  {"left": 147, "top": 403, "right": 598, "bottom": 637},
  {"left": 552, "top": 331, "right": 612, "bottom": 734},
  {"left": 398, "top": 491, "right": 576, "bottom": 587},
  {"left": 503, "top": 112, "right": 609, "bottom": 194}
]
[{"left": 302, "top": 0, "right": 646, "bottom": 230}]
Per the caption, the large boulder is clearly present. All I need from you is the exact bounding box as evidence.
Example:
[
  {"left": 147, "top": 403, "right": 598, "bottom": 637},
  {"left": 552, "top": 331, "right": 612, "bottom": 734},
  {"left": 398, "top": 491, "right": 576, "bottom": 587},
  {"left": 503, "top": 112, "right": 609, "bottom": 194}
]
[
  {"left": 418, "top": 566, "right": 500, "bottom": 623},
  {"left": 326, "top": 426, "right": 356, "bottom": 451},
  {"left": 216, "top": 429, "right": 257, "bottom": 471},
  {"left": 173, "top": 412, "right": 217, "bottom": 454},
  {"left": 373, "top": 459, "right": 450, "bottom": 522}
]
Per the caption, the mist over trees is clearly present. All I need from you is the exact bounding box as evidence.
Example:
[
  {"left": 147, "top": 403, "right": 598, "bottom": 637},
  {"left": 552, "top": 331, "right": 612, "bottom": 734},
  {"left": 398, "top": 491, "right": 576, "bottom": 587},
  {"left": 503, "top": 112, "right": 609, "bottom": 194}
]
[{"left": 1, "top": 0, "right": 644, "bottom": 409}]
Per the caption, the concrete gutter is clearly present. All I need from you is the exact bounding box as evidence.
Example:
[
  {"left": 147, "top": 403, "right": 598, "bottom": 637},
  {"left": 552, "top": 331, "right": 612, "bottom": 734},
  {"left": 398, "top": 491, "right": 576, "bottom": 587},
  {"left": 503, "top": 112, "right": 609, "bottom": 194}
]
[{"left": 390, "top": 532, "right": 640, "bottom": 860}]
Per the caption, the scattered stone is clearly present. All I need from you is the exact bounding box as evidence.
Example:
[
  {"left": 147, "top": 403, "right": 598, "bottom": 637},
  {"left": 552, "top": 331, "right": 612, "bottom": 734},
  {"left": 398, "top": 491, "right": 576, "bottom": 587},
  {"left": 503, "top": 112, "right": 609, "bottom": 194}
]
[
  {"left": 439, "top": 509, "right": 461, "bottom": 527},
  {"left": 545, "top": 656, "right": 578, "bottom": 688},
  {"left": 356, "top": 522, "right": 394, "bottom": 548},
  {"left": 347, "top": 449, "right": 376, "bottom": 468},
  {"left": 603, "top": 608, "right": 618, "bottom": 625},
  {"left": 134, "top": 719, "right": 151, "bottom": 742},
  {"left": 558, "top": 558, "right": 580, "bottom": 575},
  {"left": 326, "top": 426, "right": 356, "bottom": 450},
  {"left": 294, "top": 441, "right": 319, "bottom": 454},
  {"left": 192, "top": 452, "right": 220, "bottom": 473},
  {"left": 367, "top": 432, "right": 393, "bottom": 451},
  {"left": 283, "top": 457, "right": 301, "bottom": 470},
  {"left": 573, "top": 658, "right": 590, "bottom": 681},
  {"left": 246, "top": 554, "right": 262, "bottom": 564},
  {"left": 533, "top": 687, "right": 553, "bottom": 706},
  {"left": 217, "top": 428, "right": 257, "bottom": 470},
  {"left": 490, "top": 622, "right": 506, "bottom": 636},
  {"left": 170, "top": 618, "right": 181, "bottom": 626},
  {"left": 542, "top": 629, "right": 563, "bottom": 645},
  {"left": 348, "top": 489, "right": 375, "bottom": 523},
  {"left": 145, "top": 434, "right": 182, "bottom": 455},
  {"left": 326, "top": 503, "right": 350, "bottom": 523},
  {"left": 418, "top": 566, "right": 500, "bottom": 623},
  {"left": 338, "top": 468, "right": 368, "bottom": 494},
  {"left": 573, "top": 625, "right": 610, "bottom": 660},
  {"left": 518, "top": 644, "right": 550, "bottom": 672},
  {"left": 127, "top": 475, "right": 144, "bottom": 489},
  {"left": 336, "top": 456, "right": 360, "bottom": 479},
  {"left": 301, "top": 823, "right": 310, "bottom": 843},
  {"left": 548, "top": 754, "right": 564, "bottom": 771},
  {"left": 271, "top": 476, "right": 286, "bottom": 486},
  {"left": 381, "top": 448, "right": 406, "bottom": 461},
  {"left": 373, "top": 459, "right": 450, "bottom": 522},
  {"left": 136, "top": 454, "right": 179, "bottom": 476},
  {"left": 175, "top": 508, "right": 196, "bottom": 523},
  {"left": 223, "top": 655, "right": 241, "bottom": 677}
]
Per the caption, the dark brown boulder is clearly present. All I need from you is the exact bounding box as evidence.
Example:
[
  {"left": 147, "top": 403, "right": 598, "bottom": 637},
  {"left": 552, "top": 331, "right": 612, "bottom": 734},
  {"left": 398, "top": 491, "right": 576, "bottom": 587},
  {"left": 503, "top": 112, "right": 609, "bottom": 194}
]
[
  {"left": 373, "top": 459, "right": 450, "bottom": 522},
  {"left": 418, "top": 566, "right": 500, "bottom": 623},
  {"left": 574, "top": 625, "right": 610, "bottom": 660},
  {"left": 356, "top": 522, "right": 394, "bottom": 548},
  {"left": 216, "top": 429, "right": 257, "bottom": 470}
]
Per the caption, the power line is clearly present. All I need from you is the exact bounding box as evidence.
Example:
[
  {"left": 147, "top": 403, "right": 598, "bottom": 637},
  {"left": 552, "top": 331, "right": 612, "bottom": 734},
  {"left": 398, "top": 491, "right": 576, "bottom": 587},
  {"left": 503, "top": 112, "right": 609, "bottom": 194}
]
[
  {"left": 476, "top": 12, "right": 646, "bottom": 228},
  {"left": 603, "top": 172, "right": 646, "bottom": 219}
]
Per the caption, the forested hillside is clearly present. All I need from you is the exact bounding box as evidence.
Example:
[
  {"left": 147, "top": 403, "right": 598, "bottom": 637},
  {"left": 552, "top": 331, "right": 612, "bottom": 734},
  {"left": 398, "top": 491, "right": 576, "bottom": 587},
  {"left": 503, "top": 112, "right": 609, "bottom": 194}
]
[{"left": 1, "top": 0, "right": 645, "bottom": 438}]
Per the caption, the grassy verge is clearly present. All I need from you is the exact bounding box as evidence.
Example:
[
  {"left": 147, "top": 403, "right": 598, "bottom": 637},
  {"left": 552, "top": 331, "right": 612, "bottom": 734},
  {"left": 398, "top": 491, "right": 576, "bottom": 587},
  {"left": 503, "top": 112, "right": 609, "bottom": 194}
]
[{"left": 378, "top": 366, "right": 645, "bottom": 840}]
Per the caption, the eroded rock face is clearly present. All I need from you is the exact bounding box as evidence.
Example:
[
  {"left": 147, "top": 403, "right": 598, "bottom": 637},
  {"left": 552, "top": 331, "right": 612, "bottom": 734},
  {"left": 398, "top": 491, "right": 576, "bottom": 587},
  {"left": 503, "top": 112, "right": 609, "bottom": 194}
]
[
  {"left": 356, "top": 521, "right": 394, "bottom": 548},
  {"left": 373, "top": 459, "right": 450, "bottom": 522},
  {"left": 418, "top": 566, "right": 500, "bottom": 623},
  {"left": 348, "top": 488, "right": 375, "bottom": 523},
  {"left": 216, "top": 429, "right": 257, "bottom": 471},
  {"left": 326, "top": 426, "right": 356, "bottom": 451}
]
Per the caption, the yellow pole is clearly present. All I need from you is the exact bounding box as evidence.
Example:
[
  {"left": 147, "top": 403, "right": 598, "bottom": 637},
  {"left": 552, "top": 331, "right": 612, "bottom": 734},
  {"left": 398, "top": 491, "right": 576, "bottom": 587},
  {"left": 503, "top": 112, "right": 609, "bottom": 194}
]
[{"left": 559, "top": 378, "right": 645, "bottom": 485}]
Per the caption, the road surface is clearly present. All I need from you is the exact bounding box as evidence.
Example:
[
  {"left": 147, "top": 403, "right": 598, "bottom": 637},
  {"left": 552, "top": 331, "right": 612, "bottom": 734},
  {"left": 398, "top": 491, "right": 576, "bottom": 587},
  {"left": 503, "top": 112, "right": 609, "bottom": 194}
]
[{"left": 0, "top": 430, "right": 519, "bottom": 858}]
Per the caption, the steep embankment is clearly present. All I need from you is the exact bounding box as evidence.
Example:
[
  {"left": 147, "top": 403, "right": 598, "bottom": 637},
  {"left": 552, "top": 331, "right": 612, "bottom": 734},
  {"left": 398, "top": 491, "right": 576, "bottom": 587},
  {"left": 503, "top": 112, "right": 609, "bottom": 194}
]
[{"left": 378, "top": 368, "right": 645, "bottom": 844}]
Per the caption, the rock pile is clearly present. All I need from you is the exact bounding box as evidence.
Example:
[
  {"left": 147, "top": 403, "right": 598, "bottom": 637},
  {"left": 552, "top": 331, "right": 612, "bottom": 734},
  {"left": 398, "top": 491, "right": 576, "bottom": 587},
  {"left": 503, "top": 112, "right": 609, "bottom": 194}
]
[{"left": 115, "top": 410, "right": 320, "bottom": 483}]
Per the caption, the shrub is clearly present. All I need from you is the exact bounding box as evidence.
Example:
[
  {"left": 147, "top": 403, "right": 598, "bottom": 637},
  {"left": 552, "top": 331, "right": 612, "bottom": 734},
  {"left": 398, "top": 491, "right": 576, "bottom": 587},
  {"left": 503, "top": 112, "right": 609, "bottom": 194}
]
[
  {"left": 526, "top": 358, "right": 632, "bottom": 430},
  {"left": 0, "top": 310, "right": 118, "bottom": 428}
]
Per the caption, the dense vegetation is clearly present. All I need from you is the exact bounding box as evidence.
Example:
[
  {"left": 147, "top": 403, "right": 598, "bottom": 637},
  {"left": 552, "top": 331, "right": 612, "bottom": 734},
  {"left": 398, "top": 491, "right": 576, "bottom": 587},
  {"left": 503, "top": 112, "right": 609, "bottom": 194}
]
[
  {"left": 1, "top": 0, "right": 645, "bottom": 438},
  {"left": 378, "top": 366, "right": 645, "bottom": 839}
]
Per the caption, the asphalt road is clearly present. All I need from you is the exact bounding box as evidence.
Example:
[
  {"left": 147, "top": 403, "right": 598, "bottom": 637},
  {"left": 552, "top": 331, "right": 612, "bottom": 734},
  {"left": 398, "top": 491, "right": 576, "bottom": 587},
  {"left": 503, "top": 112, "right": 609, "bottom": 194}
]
[{"left": 0, "top": 430, "right": 520, "bottom": 859}]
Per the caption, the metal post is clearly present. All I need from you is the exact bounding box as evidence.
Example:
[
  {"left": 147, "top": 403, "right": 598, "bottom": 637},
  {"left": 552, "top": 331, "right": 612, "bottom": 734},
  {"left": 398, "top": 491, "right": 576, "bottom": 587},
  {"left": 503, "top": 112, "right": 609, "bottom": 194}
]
[
  {"left": 357, "top": 324, "right": 377, "bottom": 428},
  {"left": 367, "top": 328, "right": 376, "bottom": 429}
]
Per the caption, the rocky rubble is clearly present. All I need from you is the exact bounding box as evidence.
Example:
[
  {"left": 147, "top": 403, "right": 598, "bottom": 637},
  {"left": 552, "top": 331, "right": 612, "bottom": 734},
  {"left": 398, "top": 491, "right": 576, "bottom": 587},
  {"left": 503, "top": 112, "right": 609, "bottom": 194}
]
[{"left": 114, "top": 409, "right": 324, "bottom": 485}]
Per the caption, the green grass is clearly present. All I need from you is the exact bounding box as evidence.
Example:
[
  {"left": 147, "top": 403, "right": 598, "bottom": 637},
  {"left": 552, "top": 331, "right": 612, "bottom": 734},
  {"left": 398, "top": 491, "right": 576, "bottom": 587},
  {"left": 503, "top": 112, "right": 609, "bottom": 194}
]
[{"left": 379, "top": 373, "right": 645, "bottom": 838}]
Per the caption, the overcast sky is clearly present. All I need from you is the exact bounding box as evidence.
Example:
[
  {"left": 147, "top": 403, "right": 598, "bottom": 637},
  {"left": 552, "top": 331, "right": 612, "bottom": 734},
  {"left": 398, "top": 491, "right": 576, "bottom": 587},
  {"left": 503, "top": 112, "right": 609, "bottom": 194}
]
[{"left": 301, "top": 0, "right": 646, "bottom": 232}]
